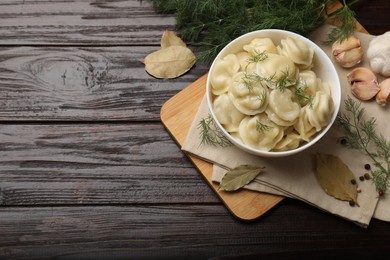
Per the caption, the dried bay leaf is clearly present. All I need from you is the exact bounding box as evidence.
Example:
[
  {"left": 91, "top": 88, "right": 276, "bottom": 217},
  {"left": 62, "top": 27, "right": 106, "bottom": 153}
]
[
  {"left": 219, "top": 165, "right": 263, "bottom": 191},
  {"left": 144, "top": 45, "right": 196, "bottom": 79},
  {"left": 161, "top": 30, "right": 187, "bottom": 49},
  {"left": 314, "top": 153, "right": 359, "bottom": 206}
]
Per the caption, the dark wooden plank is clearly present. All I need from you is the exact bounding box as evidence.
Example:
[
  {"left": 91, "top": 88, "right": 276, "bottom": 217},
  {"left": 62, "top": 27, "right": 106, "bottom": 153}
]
[
  {"left": 1, "top": 201, "right": 390, "bottom": 259},
  {"left": 0, "top": 0, "right": 175, "bottom": 45},
  {"left": 0, "top": 123, "right": 218, "bottom": 205},
  {"left": 0, "top": 46, "right": 208, "bottom": 121},
  {"left": 352, "top": 0, "right": 390, "bottom": 36}
]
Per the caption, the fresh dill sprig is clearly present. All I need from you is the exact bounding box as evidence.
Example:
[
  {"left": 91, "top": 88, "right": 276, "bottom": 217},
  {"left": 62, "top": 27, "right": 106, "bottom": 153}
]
[
  {"left": 257, "top": 90, "right": 267, "bottom": 103},
  {"left": 323, "top": 0, "right": 358, "bottom": 45},
  {"left": 247, "top": 51, "right": 268, "bottom": 64},
  {"left": 336, "top": 96, "right": 390, "bottom": 194},
  {"left": 273, "top": 69, "right": 297, "bottom": 91},
  {"left": 149, "top": 0, "right": 360, "bottom": 64},
  {"left": 295, "top": 80, "right": 314, "bottom": 108},
  {"left": 198, "top": 114, "right": 231, "bottom": 147},
  {"left": 256, "top": 120, "right": 273, "bottom": 133}
]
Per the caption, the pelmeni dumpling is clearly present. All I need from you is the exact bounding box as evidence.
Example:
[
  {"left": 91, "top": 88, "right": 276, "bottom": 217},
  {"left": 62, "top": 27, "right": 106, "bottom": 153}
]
[
  {"left": 266, "top": 88, "right": 300, "bottom": 126},
  {"left": 243, "top": 38, "right": 278, "bottom": 56},
  {"left": 210, "top": 54, "right": 240, "bottom": 95},
  {"left": 317, "top": 80, "right": 332, "bottom": 97},
  {"left": 236, "top": 51, "right": 256, "bottom": 73},
  {"left": 238, "top": 114, "right": 284, "bottom": 151},
  {"left": 294, "top": 108, "right": 317, "bottom": 142},
  {"left": 256, "top": 54, "right": 297, "bottom": 89},
  {"left": 274, "top": 128, "right": 302, "bottom": 152},
  {"left": 228, "top": 72, "right": 269, "bottom": 115},
  {"left": 306, "top": 91, "right": 334, "bottom": 131},
  {"left": 279, "top": 37, "right": 314, "bottom": 69},
  {"left": 213, "top": 93, "right": 246, "bottom": 132}
]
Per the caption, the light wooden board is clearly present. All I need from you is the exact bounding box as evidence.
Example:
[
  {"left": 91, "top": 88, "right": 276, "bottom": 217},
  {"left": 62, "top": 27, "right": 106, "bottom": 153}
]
[{"left": 160, "top": 74, "right": 283, "bottom": 221}]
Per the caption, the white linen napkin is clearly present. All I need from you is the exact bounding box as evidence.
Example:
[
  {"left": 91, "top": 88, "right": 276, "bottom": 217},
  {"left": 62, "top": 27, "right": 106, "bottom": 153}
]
[{"left": 182, "top": 25, "right": 389, "bottom": 227}]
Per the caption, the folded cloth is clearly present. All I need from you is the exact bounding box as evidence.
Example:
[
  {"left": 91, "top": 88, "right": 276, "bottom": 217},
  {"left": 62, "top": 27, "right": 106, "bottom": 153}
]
[{"left": 182, "top": 25, "right": 389, "bottom": 227}]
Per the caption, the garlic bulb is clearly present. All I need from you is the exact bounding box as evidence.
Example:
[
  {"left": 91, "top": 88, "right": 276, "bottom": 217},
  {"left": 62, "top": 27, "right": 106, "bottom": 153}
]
[{"left": 367, "top": 32, "right": 390, "bottom": 77}]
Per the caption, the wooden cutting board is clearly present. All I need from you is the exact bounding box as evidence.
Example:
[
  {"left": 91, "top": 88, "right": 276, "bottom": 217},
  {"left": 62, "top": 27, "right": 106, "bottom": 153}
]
[
  {"left": 160, "top": 74, "right": 284, "bottom": 221},
  {"left": 160, "top": 1, "right": 368, "bottom": 221}
]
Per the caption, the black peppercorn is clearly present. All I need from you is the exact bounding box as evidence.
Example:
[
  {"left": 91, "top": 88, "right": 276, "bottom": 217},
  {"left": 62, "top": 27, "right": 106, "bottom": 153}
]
[
  {"left": 364, "top": 173, "right": 370, "bottom": 180},
  {"left": 340, "top": 138, "right": 347, "bottom": 145},
  {"left": 364, "top": 164, "right": 371, "bottom": 170},
  {"left": 359, "top": 176, "right": 365, "bottom": 181},
  {"left": 349, "top": 200, "right": 355, "bottom": 207},
  {"left": 350, "top": 179, "right": 356, "bottom": 185}
]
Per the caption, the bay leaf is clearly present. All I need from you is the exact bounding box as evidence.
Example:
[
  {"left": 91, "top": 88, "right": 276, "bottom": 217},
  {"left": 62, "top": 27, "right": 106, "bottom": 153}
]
[
  {"left": 219, "top": 165, "right": 263, "bottom": 192},
  {"left": 314, "top": 153, "right": 359, "bottom": 206},
  {"left": 144, "top": 45, "right": 196, "bottom": 79},
  {"left": 160, "top": 30, "right": 187, "bottom": 49}
]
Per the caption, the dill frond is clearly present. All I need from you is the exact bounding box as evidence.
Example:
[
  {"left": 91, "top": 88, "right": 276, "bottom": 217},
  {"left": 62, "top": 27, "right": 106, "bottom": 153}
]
[
  {"left": 256, "top": 120, "right": 273, "bottom": 133},
  {"left": 336, "top": 96, "right": 390, "bottom": 194},
  {"left": 198, "top": 114, "right": 231, "bottom": 147},
  {"left": 295, "top": 80, "right": 314, "bottom": 107},
  {"left": 323, "top": 0, "right": 357, "bottom": 45},
  {"left": 247, "top": 51, "right": 268, "bottom": 64},
  {"left": 273, "top": 69, "right": 297, "bottom": 91}
]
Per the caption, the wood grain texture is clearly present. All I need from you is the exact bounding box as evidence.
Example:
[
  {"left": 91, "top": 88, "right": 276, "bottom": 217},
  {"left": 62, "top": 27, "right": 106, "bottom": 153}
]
[
  {"left": 0, "top": 123, "right": 218, "bottom": 205},
  {"left": 1, "top": 0, "right": 390, "bottom": 259},
  {"left": 0, "top": 0, "right": 175, "bottom": 45},
  {"left": 1, "top": 202, "right": 390, "bottom": 259},
  {"left": 0, "top": 46, "right": 208, "bottom": 121}
]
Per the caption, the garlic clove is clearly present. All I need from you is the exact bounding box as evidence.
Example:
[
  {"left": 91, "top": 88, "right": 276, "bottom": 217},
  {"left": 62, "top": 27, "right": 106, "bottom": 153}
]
[
  {"left": 347, "top": 67, "right": 378, "bottom": 85},
  {"left": 335, "top": 47, "right": 363, "bottom": 68},
  {"left": 332, "top": 36, "right": 361, "bottom": 56},
  {"left": 351, "top": 81, "right": 380, "bottom": 101},
  {"left": 376, "top": 78, "right": 390, "bottom": 106},
  {"left": 347, "top": 67, "right": 379, "bottom": 101}
]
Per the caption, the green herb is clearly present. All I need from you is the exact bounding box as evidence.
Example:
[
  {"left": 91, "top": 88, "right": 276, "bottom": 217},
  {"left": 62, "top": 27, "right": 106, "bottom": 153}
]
[
  {"left": 247, "top": 51, "right": 268, "bottom": 64},
  {"left": 337, "top": 96, "right": 390, "bottom": 194},
  {"left": 256, "top": 120, "right": 273, "bottom": 133},
  {"left": 149, "top": 0, "right": 360, "bottom": 64},
  {"left": 323, "top": 0, "right": 358, "bottom": 45},
  {"left": 295, "top": 80, "right": 314, "bottom": 107},
  {"left": 273, "top": 69, "right": 297, "bottom": 91},
  {"left": 257, "top": 90, "right": 267, "bottom": 103},
  {"left": 219, "top": 165, "right": 264, "bottom": 191},
  {"left": 198, "top": 114, "right": 231, "bottom": 147}
]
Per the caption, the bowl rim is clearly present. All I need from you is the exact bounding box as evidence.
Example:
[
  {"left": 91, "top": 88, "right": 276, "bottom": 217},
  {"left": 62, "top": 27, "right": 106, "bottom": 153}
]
[{"left": 206, "top": 29, "right": 341, "bottom": 157}]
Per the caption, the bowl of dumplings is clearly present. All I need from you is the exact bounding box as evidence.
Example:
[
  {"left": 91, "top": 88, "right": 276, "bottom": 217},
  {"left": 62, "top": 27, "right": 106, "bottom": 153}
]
[{"left": 206, "top": 29, "right": 341, "bottom": 157}]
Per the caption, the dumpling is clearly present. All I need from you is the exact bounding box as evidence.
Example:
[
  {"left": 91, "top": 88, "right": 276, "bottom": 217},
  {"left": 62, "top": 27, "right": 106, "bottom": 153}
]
[
  {"left": 265, "top": 88, "right": 300, "bottom": 126},
  {"left": 213, "top": 93, "right": 246, "bottom": 132},
  {"left": 279, "top": 37, "right": 314, "bottom": 69},
  {"left": 256, "top": 54, "right": 298, "bottom": 89},
  {"left": 274, "top": 128, "right": 302, "bottom": 151},
  {"left": 228, "top": 72, "right": 269, "bottom": 115},
  {"left": 210, "top": 54, "right": 240, "bottom": 95},
  {"left": 306, "top": 91, "right": 334, "bottom": 131},
  {"left": 236, "top": 51, "right": 256, "bottom": 73},
  {"left": 297, "top": 70, "right": 320, "bottom": 96},
  {"left": 243, "top": 38, "right": 278, "bottom": 56},
  {"left": 293, "top": 70, "right": 320, "bottom": 106},
  {"left": 294, "top": 108, "right": 317, "bottom": 142},
  {"left": 238, "top": 114, "right": 284, "bottom": 151},
  {"left": 317, "top": 80, "right": 332, "bottom": 97}
]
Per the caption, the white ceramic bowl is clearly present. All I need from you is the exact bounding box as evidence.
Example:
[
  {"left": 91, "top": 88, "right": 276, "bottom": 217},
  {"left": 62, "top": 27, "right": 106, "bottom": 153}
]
[{"left": 206, "top": 29, "right": 341, "bottom": 157}]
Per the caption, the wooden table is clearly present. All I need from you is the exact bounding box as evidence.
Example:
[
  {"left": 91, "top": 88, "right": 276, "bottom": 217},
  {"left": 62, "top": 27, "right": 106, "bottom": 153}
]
[{"left": 1, "top": 1, "right": 390, "bottom": 259}]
